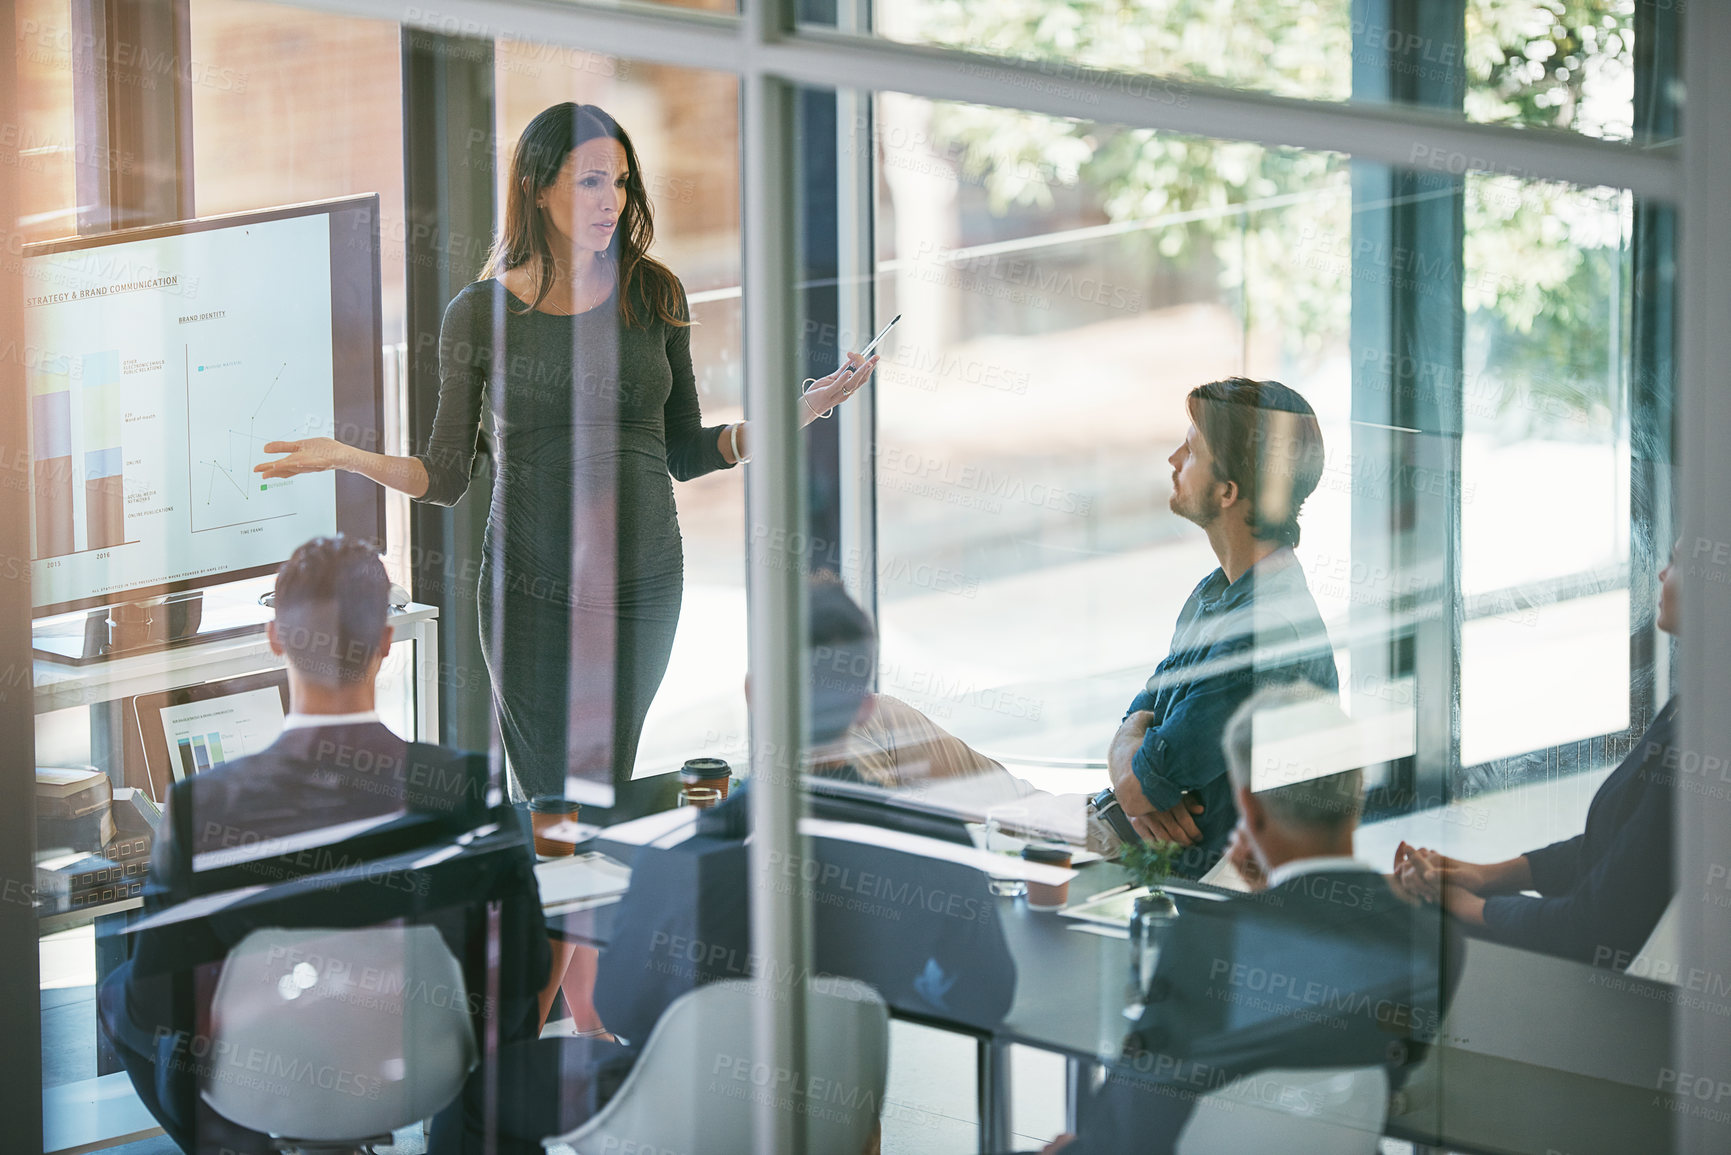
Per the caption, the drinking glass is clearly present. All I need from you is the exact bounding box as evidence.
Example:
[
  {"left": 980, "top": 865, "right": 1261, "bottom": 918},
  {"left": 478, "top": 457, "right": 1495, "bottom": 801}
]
[{"left": 984, "top": 805, "right": 1030, "bottom": 898}]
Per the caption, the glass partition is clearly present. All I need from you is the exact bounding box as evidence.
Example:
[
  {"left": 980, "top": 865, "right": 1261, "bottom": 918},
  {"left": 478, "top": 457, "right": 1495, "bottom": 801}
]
[
  {"left": 1458, "top": 175, "right": 1636, "bottom": 769},
  {"left": 870, "top": 95, "right": 1359, "bottom": 772},
  {"left": 848, "top": 81, "right": 1674, "bottom": 1151},
  {"left": 9, "top": 2, "right": 1709, "bottom": 1154}
]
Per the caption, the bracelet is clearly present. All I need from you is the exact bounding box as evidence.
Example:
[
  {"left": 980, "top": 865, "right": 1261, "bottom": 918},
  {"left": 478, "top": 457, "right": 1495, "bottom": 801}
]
[
  {"left": 801, "top": 379, "right": 834, "bottom": 420},
  {"left": 729, "top": 421, "right": 751, "bottom": 464}
]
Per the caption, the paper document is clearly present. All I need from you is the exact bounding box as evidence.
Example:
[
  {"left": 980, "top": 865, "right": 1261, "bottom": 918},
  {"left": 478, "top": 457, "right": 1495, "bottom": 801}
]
[
  {"left": 535, "top": 853, "right": 633, "bottom": 909},
  {"left": 596, "top": 807, "right": 698, "bottom": 848}
]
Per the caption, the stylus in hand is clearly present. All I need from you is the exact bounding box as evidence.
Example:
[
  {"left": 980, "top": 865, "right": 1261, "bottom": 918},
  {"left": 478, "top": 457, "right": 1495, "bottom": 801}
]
[{"left": 855, "top": 313, "right": 900, "bottom": 363}]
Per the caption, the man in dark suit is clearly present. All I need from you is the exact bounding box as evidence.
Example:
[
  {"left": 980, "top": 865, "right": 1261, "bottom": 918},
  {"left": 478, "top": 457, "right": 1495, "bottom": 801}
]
[
  {"left": 593, "top": 577, "right": 1018, "bottom": 1047},
  {"left": 1047, "top": 682, "right": 1453, "bottom": 1154},
  {"left": 97, "top": 536, "right": 558, "bottom": 1155}
]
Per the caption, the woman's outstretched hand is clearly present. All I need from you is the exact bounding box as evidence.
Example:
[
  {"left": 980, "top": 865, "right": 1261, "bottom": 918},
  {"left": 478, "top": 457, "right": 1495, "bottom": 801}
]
[
  {"left": 799, "top": 351, "right": 879, "bottom": 424},
  {"left": 255, "top": 437, "right": 355, "bottom": 479}
]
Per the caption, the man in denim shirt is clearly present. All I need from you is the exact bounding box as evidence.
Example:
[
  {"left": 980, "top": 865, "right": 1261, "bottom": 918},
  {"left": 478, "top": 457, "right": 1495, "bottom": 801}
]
[{"left": 1106, "top": 378, "right": 1338, "bottom": 878}]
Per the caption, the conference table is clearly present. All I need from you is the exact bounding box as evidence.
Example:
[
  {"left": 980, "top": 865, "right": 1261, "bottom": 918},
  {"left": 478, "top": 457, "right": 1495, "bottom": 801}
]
[
  {"left": 547, "top": 831, "right": 1686, "bottom": 1155},
  {"left": 543, "top": 832, "right": 1146, "bottom": 1154},
  {"left": 906, "top": 860, "right": 1136, "bottom": 1152}
]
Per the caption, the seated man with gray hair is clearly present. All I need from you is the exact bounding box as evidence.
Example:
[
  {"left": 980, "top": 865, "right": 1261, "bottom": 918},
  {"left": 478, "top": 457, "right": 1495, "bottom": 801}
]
[{"left": 1042, "top": 682, "right": 1457, "bottom": 1154}]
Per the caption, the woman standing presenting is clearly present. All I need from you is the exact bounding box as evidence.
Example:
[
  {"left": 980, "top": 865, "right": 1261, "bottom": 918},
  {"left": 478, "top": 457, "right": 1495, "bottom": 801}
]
[{"left": 259, "top": 103, "right": 876, "bottom": 804}]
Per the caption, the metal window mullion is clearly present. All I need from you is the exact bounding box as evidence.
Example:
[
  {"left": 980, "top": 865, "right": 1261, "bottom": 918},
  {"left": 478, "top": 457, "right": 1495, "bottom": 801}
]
[
  {"left": 1675, "top": 2, "right": 1731, "bottom": 1146},
  {"left": 1349, "top": 2, "right": 1466, "bottom": 820},
  {"left": 0, "top": 19, "right": 46, "bottom": 1149},
  {"left": 742, "top": 1, "right": 811, "bottom": 1148},
  {"left": 303, "top": 0, "right": 1678, "bottom": 201},
  {"left": 1629, "top": 0, "right": 1681, "bottom": 741},
  {"left": 753, "top": 30, "right": 1673, "bottom": 199},
  {"left": 401, "top": 30, "right": 497, "bottom": 756},
  {"left": 834, "top": 0, "right": 877, "bottom": 623}
]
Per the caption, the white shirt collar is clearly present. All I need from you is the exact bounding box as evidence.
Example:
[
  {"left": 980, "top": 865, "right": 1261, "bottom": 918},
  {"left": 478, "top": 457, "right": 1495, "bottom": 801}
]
[
  {"left": 1263, "top": 854, "right": 1378, "bottom": 892},
  {"left": 281, "top": 710, "right": 382, "bottom": 732}
]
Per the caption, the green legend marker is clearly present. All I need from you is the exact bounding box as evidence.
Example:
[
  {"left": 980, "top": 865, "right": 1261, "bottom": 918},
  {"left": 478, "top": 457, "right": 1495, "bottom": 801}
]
[{"left": 260, "top": 484, "right": 267, "bottom": 491}]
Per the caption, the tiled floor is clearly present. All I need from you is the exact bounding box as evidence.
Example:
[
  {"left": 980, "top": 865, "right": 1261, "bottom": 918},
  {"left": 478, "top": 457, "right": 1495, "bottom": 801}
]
[{"left": 879, "top": 1023, "right": 1068, "bottom": 1153}]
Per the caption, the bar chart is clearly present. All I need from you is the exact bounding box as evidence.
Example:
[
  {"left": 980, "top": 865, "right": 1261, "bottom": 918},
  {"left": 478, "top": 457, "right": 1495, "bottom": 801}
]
[
  {"left": 158, "top": 684, "right": 286, "bottom": 781},
  {"left": 175, "top": 732, "right": 229, "bottom": 776},
  {"left": 29, "top": 367, "right": 74, "bottom": 559},
  {"left": 82, "top": 352, "right": 126, "bottom": 551},
  {"left": 27, "top": 349, "right": 133, "bottom": 560}
]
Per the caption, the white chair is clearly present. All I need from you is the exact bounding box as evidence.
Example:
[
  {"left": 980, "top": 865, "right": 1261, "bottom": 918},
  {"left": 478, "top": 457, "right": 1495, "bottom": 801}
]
[
  {"left": 543, "top": 977, "right": 889, "bottom": 1155},
  {"left": 1174, "top": 1065, "right": 1390, "bottom": 1155},
  {"left": 202, "top": 925, "right": 478, "bottom": 1154}
]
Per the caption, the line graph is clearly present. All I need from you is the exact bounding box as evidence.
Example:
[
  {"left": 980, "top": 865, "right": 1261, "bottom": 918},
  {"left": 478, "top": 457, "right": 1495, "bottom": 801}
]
[
  {"left": 196, "top": 361, "right": 285, "bottom": 509},
  {"left": 187, "top": 353, "right": 305, "bottom": 534}
]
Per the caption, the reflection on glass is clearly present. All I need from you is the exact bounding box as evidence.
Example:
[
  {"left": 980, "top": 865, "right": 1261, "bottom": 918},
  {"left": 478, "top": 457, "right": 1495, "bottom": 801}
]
[
  {"left": 866, "top": 1, "right": 1646, "bottom": 140},
  {"left": 1460, "top": 177, "right": 1633, "bottom": 765},
  {"left": 15, "top": 0, "right": 78, "bottom": 242},
  {"left": 872, "top": 95, "right": 1353, "bottom": 767},
  {"left": 191, "top": 0, "right": 409, "bottom": 342}
]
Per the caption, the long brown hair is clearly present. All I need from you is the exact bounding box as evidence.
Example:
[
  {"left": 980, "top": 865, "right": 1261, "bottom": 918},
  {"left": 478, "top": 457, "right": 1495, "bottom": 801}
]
[{"left": 482, "top": 103, "right": 687, "bottom": 328}]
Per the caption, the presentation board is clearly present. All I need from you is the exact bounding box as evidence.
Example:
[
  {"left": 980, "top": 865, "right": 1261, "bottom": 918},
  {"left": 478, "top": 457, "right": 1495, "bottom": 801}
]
[{"left": 23, "top": 197, "right": 383, "bottom": 617}]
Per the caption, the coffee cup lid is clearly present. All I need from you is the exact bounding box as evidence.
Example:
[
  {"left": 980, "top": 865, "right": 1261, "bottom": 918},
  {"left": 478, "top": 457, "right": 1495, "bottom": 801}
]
[
  {"left": 1021, "top": 844, "right": 1072, "bottom": 865},
  {"left": 529, "top": 796, "right": 581, "bottom": 813},
  {"left": 681, "top": 757, "right": 730, "bottom": 777}
]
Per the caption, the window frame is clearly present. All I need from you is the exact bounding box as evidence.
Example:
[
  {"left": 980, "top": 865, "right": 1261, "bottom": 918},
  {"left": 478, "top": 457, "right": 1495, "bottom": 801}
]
[{"left": 9, "top": 0, "right": 1728, "bottom": 1149}]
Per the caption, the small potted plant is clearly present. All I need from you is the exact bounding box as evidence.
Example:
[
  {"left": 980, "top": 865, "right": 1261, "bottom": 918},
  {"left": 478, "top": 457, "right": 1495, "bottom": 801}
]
[
  {"left": 1119, "top": 837, "right": 1181, "bottom": 916},
  {"left": 1119, "top": 838, "right": 1181, "bottom": 1000}
]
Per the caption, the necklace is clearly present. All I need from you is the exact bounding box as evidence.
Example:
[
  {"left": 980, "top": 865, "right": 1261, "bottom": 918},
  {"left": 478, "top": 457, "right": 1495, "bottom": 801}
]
[
  {"left": 572, "top": 266, "right": 613, "bottom": 314},
  {"left": 549, "top": 257, "right": 614, "bottom": 316}
]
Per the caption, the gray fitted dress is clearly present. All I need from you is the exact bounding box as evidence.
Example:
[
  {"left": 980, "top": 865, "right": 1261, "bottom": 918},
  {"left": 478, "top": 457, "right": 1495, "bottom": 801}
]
[{"left": 415, "top": 277, "right": 732, "bottom": 802}]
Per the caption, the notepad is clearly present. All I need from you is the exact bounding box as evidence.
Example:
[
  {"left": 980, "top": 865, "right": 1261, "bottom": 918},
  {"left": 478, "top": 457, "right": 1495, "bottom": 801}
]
[
  {"left": 535, "top": 853, "right": 633, "bottom": 911},
  {"left": 594, "top": 807, "right": 699, "bottom": 848}
]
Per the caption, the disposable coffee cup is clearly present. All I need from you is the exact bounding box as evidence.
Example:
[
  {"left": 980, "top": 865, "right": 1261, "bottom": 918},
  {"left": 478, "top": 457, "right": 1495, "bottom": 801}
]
[
  {"left": 680, "top": 757, "right": 732, "bottom": 800},
  {"left": 1022, "top": 845, "right": 1073, "bottom": 911},
  {"left": 680, "top": 785, "right": 722, "bottom": 810},
  {"left": 529, "top": 796, "right": 581, "bottom": 858}
]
